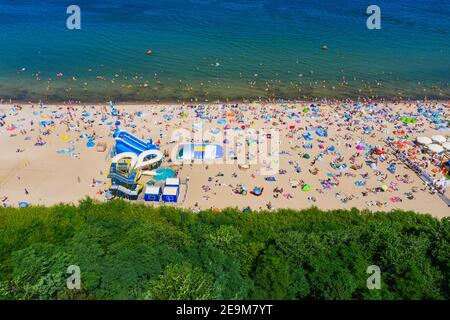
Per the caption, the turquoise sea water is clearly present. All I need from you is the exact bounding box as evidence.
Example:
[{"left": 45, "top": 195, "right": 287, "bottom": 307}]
[{"left": 0, "top": 0, "right": 449, "bottom": 101}]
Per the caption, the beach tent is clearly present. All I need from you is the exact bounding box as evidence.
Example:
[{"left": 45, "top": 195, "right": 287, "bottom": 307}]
[
  {"left": 388, "top": 163, "right": 397, "bottom": 174},
  {"left": 302, "top": 132, "right": 313, "bottom": 140},
  {"left": 96, "top": 142, "right": 107, "bottom": 152},
  {"left": 416, "top": 136, "right": 432, "bottom": 145},
  {"left": 61, "top": 135, "right": 71, "bottom": 141},
  {"left": 192, "top": 122, "right": 204, "bottom": 130},
  {"left": 144, "top": 186, "right": 161, "bottom": 202},
  {"left": 431, "top": 135, "right": 446, "bottom": 144},
  {"left": 316, "top": 128, "right": 328, "bottom": 137},
  {"left": 428, "top": 144, "right": 444, "bottom": 153}
]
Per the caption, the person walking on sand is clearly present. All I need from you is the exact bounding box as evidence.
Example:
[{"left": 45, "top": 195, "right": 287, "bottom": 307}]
[
  {"left": 77, "top": 176, "right": 81, "bottom": 183},
  {"left": 25, "top": 188, "right": 29, "bottom": 195}
]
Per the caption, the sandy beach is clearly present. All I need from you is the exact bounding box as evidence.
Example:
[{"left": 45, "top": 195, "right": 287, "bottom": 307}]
[{"left": 0, "top": 100, "right": 448, "bottom": 218}]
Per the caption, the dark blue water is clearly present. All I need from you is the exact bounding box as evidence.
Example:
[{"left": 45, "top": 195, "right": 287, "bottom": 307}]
[{"left": 0, "top": 0, "right": 449, "bottom": 101}]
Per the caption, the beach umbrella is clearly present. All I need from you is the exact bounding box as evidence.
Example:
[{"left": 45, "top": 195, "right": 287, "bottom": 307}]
[
  {"left": 381, "top": 185, "right": 388, "bottom": 191},
  {"left": 431, "top": 135, "right": 446, "bottom": 144},
  {"left": 19, "top": 202, "right": 29, "bottom": 208},
  {"left": 428, "top": 144, "right": 444, "bottom": 153},
  {"left": 303, "top": 153, "right": 310, "bottom": 159},
  {"left": 289, "top": 125, "right": 295, "bottom": 130},
  {"left": 86, "top": 141, "right": 95, "bottom": 148},
  {"left": 416, "top": 136, "right": 432, "bottom": 145},
  {"left": 442, "top": 142, "right": 450, "bottom": 151},
  {"left": 61, "top": 135, "right": 71, "bottom": 141}
]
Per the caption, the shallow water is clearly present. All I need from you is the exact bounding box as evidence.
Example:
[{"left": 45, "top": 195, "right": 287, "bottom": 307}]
[{"left": 0, "top": 0, "right": 449, "bottom": 101}]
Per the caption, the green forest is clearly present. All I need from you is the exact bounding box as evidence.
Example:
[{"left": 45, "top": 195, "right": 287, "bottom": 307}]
[{"left": 0, "top": 199, "right": 448, "bottom": 300}]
